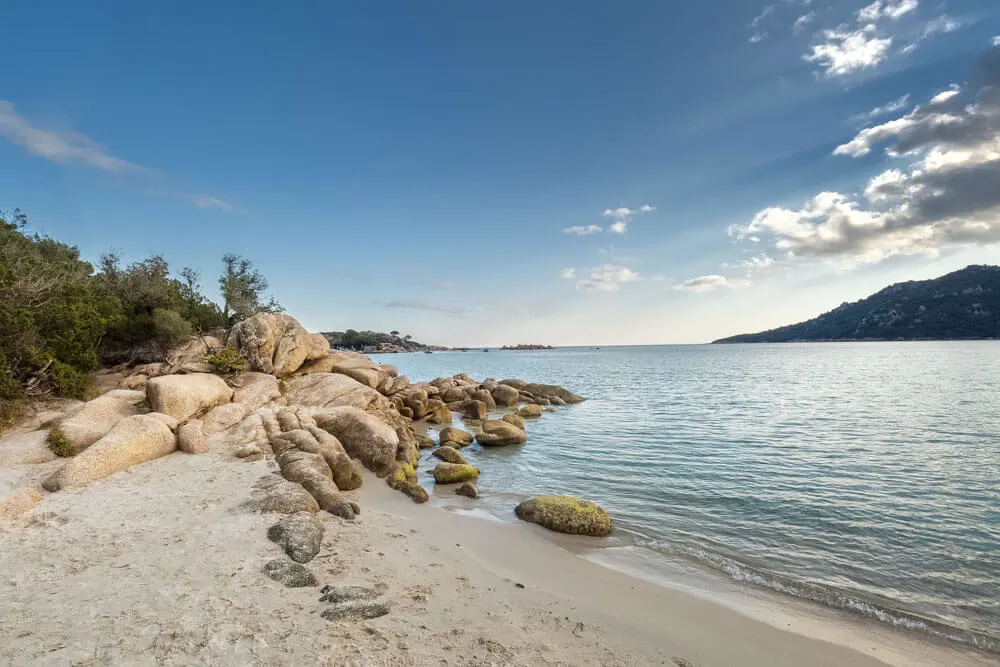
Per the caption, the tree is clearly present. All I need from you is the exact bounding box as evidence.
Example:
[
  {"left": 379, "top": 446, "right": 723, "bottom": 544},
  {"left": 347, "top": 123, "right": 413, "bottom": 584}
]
[
  {"left": 218, "top": 254, "right": 282, "bottom": 323},
  {"left": 390, "top": 330, "right": 400, "bottom": 337}
]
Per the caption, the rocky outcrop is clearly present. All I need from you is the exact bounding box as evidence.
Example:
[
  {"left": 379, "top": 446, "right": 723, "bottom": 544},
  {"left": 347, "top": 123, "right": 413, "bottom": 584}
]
[
  {"left": 307, "top": 333, "right": 331, "bottom": 360},
  {"left": 176, "top": 419, "right": 207, "bottom": 454},
  {"left": 439, "top": 427, "right": 474, "bottom": 448},
  {"left": 461, "top": 400, "right": 487, "bottom": 421},
  {"left": 514, "top": 496, "right": 612, "bottom": 536},
  {"left": 331, "top": 358, "right": 385, "bottom": 389},
  {"left": 312, "top": 407, "right": 399, "bottom": 476},
  {"left": 146, "top": 373, "right": 233, "bottom": 421},
  {"left": 472, "top": 389, "right": 496, "bottom": 410},
  {"left": 283, "top": 373, "right": 385, "bottom": 411},
  {"left": 48, "top": 389, "right": 146, "bottom": 456},
  {"left": 501, "top": 413, "right": 525, "bottom": 430},
  {"left": 455, "top": 482, "right": 478, "bottom": 499},
  {"left": 491, "top": 384, "right": 520, "bottom": 407},
  {"left": 227, "top": 313, "right": 313, "bottom": 376},
  {"left": 231, "top": 372, "right": 282, "bottom": 410},
  {"left": 521, "top": 383, "right": 584, "bottom": 404},
  {"left": 275, "top": 448, "right": 356, "bottom": 519},
  {"left": 475, "top": 420, "right": 527, "bottom": 447},
  {"left": 432, "top": 462, "right": 479, "bottom": 484},
  {"left": 432, "top": 445, "right": 466, "bottom": 465},
  {"left": 516, "top": 404, "right": 543, "bottom": 419},
  {"left": 296, "top": 351, "right": 352, "bottom": 375},
  {"left": 424, "top": 399, "right": 452, "bottom": 425},
  {"left": 244, "top": 475, "right": 320, "bottom": 514},
  {"left": 271, "top": 427, "right": 363, "bottom": 491},
  {"left": 201, "top": 402, "right": 249, "bottom": 436},
  {"left": 42, "top": 413, "right": 178, "bottom": 491},
  {"left": 267, "top": 511, "right": 324, "bottom": 563},
  {"left": 164, "top": 335, "right": 222, "bottom": 374},
  {"left": 264, "top": 559, "right": 317, "bottom": 587}
]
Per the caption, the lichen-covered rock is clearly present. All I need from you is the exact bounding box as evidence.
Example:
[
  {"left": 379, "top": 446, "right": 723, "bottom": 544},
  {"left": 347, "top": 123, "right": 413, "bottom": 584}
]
[
  {"left": 501, "top": 413, "right": 525, "bottom": 430},
  {"left": 1, "top": 487, "right": 44, "bottom": 519},
  {"left": 273, "top": 427, "right": 363, "bottom": 491},
  {"left": 244, "top": 476, "right": 320, "bottom": 514},
  {"left": 475, "top": 420, "right": 527, "bottom": 447},
  {"left": 491, "top": 384, "right": 520, "bottom": 407},
  {"left": 455, "top": 482, "right": 479, "bottom": 499},
  {"left": 516, "top": 404, "right": 543, "bottom": 419},
  {"left": 432, "top": 445, "right": 466, "bottom": 465},
  {"left": 432, "top": 462, "right": 479, "bottom": 484},
  {"left": 48, "top": 389, "right": 146, "bottom": 455},
  {"left": 415, "top": 433, "right": 436, "bottom": 449},
  {"left": 231, "top": 372, "right": 282, "bottom": 410},
  {"left": 146, "top": 373, "right": 233, "bottom": 421},
  {"left": 514, "top": 495, "right": 612, "bottom": 536},
  {"left": 461, "top": 399, "right": 487, "bottom": 421},
  {"left": 424, "top": 399, "right": 452, "bottom": 425},
  {"left": 312, "top": 407, "right": 400, "bottom": 476},
  {"left": 227, "top": 313, "right": 313, "bottom": 376},
  {"left": 320, "top": 601, "right": 390, "bottom": 621},
  {"left": 177, "top": 419, "right": 207, "bottom": 454},
  {"left": 201, "top": 402, "right": 249, "bottom": 436},
  {"left": 320, "top": 584, "right": 380, "bottom": 604},
  {"left": 264, "top": 559, "right": 317, "bottom": 587},
  {"left": 439, "top": 427, "right": 474, "bottom": 448},
  {"left": 283, "top": 373, "right": 385, "bottom": 411},
  {"left": 42, "top": 413, "right": 178, "bottom": 491},
  {"left": 275, "top": 448, "right": 352, "bottom": 516},
  {"left": 267, "top": 511, "right": 324, "bottom": 563}
]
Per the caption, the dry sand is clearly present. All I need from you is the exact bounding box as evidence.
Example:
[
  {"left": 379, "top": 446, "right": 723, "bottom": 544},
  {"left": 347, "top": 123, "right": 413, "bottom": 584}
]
[{"left": 1, "top": 446, "right": 997, "bottom": 666}]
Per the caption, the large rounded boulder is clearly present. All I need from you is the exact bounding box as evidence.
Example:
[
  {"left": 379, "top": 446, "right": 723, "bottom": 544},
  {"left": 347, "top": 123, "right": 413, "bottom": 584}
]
[
  {"left": 283, "top": 373, "right": 385, "bottom": 411},
  {"left": 514, "top": 496, "right": 612, "bottom": 537},
  {"left": 312, "top": 406, "right": 400, "bottom": 476},
  {"left": 475, "top": 419, "right": 527, "bottom": 447},
  {"left": 146, "top": 373, "right": 233, "bottom": 421},
  {"left": 227, "top": 313, "right": 314, "bottom": 376},
  {"left": 47, "top": 389, "right": 146, "bottom": 456},
  {"left": 432, "top": 463, "right": 479, "bottom": 484}
]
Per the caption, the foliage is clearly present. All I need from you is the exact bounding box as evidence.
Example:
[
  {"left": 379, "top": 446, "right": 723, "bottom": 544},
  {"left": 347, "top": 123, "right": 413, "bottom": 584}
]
[
  {"left": 716, "top": 265, "right": 1000, "bottom": 343},
  {"left": 323, "top": 329, "right": 431, "bottom": 351},
  {"left": 219, "top": 254, "right": 282, "bottom": 324},
  {"left": 47, "top": 428, "right": 74, "bottom": 457},
  {"left": 152, "top": 307, "right": 194, "bottom": 348},
  {"left": 204, "top": 345, "right": 247, "bottom": 377}
]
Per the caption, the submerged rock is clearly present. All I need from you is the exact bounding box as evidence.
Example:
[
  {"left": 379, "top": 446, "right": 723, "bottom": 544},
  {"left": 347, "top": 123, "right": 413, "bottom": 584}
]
[
  {"left": 267, "top": 511, "right": 324, "bottom": 563},
  {"left": 264, "top": 559, "right": 318, "bottom": 587},
  {"left": 475, "top": 420, "right": 527, "bottom": 447},
  {"left": 455, "top": 482, "right": 479, "bottom": 499},
  {"left": 516, "top": 404, "right": 543, "bottom": 419},
  {"left": 432, "top": 462, "right": 479, "bottom": 484},
  {"left": 461, "top": 399, "right": 487, "bottom": 421},
  {"left": 514, "top": 496, "right": 612, "bottom": 537}
]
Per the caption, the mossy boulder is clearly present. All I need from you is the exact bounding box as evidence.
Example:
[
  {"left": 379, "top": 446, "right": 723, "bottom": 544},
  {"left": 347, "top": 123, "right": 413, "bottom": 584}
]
[
  {"left": 432, "top": 462, "right": 479, "bottom": 484},
  {"left": 514, "top": 495, "right": 612, "bottom": 537},
  {"left": 455, "top": 481, "right": 478, "bottom": 499},
  {"left": 432, "top": 445, "right": 466, "bottom": 465}
]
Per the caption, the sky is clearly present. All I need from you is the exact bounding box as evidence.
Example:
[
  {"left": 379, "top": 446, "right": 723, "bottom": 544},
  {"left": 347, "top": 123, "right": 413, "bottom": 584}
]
[{"left": 1, "top": 0, "right": 999, "bottom": 345}]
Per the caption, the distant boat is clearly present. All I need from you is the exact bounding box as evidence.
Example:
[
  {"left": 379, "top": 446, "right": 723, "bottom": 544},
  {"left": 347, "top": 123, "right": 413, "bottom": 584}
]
[
  {"left": 483, "top": 348, "right": 489, "bottom": 352},
  {"left": 423, "top": 350, "right": 433, "bottom": 354}
]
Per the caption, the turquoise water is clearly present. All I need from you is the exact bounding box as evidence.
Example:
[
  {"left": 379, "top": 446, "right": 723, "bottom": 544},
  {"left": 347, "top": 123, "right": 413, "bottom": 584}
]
[{"left": 381, "top": 343, "right": 1000, "bottom": 651}]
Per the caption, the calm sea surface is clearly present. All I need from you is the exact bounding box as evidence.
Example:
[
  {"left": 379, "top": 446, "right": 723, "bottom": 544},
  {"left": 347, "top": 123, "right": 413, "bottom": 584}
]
[{"left": 381, "top": 343, "right": 1000, "bottom": 650}]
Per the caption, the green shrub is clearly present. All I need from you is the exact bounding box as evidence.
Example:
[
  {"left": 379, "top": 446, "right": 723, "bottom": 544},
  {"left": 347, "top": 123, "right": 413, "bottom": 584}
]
[
  {"left": 48, "top": 360, "right": 90, "bottom": 399},
  {"left": 152, "top": 307, "right": 193, "bottom": 348},
  {"left": 47, "top": 428, "right": 74, "bottom": 457},
  {"left": 205, "top": 345, "right": 247, "bottom": 377}
]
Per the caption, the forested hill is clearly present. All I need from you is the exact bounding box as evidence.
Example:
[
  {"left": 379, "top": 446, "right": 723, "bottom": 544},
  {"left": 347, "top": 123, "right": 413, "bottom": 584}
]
[{"left": 714, "top": 265, "right": 1000, "bottom": 343}]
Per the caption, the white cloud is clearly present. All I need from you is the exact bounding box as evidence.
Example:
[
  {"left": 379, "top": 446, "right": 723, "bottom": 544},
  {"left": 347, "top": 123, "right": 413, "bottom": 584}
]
[
  {"left": 385, "top": 300, "right": 468, "bottom": 315},
  {"left": 576, "top": 264, "right": 641, "bottom": 292},
  {"left": 560, "top": 268, "right": 576, "bottom": 279},
  {"left": 993, "top": 36, "right": 1000, "bottom": 47},
  {"left": 751, "top": 4, "right": 775, "bottom": 28},
  {"left": 921, "top": 15, "right": 960, "bottom": 37},
  {"left": 732, "top": 54, "right": 1000, "bottom": 267},
  {"left": 599, "top": 204, "right": 655, "bottom": 235},
  {"left": 794, "top": 12, "right": 816, "bottom": 33},
  {"left": 928, "top": 84, "right": 960, "bottom": 105},
  {"left": 852, "top": 94, "right": 911, "bottom": 122},
  {"left": 563, "top": 224, "right": 603, "bottom": 235},
  {"left": 857, "top": 0, "right": 918, "bottom": 22},
  {"left": 673, "top": 275, "right": 748, "bottom": 293},
  {"left": 0, "top": 101, "right": 143, "bottom": 172},
  {"left": 610, "top": 221, "right": 628, "bottom": 234},
  {"left": 750, "top": 32, "right": 767, "bottom": 43},
  {"left": 805, "top": 25, "right": 893, "bottom": 77}
]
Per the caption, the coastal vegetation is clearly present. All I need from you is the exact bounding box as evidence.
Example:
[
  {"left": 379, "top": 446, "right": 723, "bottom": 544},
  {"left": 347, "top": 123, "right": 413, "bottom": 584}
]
[
  {"left": 715, "top": 265, "right": 1000, "bottom": 343},
  {"left": 322, "top": 330, "right": 442, "bottom": 352},
  {"left": 501, "top": 344, "right": 554, "bottom": 350}
]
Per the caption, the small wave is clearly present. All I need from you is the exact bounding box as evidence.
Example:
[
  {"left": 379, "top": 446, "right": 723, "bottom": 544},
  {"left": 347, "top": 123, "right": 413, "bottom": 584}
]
[{"left": 641, "top": 537, "right": 1000, "bottom": 653}]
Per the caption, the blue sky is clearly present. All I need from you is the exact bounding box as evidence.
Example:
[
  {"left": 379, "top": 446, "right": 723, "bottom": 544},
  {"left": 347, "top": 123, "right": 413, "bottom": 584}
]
[{"left": 2, "top": 1, "right": 999, "bottom": 345}]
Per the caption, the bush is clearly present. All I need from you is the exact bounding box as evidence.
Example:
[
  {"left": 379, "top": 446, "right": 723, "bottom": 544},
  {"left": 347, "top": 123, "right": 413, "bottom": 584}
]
[
  {"left": 152, "top": 308, "right": 193, "bottom": 348},
  {"left": 47, "top": 428, "right": 73, "bottom": 457},
  {"left": 48, "top": 360, "right": 91, "bottom": 399},
  {"left": 205, "top": 345, "right": 247, "bottom": 377}
]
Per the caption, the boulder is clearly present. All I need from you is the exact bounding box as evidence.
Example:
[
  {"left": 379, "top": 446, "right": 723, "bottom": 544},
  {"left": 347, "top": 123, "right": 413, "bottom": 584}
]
[
  {"left": 499, "top": 379, "right": 527, "bottom": 390},
  {"left": 232, "top": 372, "right": 282, "bottom": 410},
  {"left": 164, "top": 335, "right": 222, "bottom": 374},
  {"left": 432, "top": 445, "right": 466, "bottom": 465},
  {"left": 227, "top": 313, "right": 313, "bottom": 376},
  {"left": 501, "top": 413, "right": 525, "bottom": 430},
  {"left": 517, "top": 404, "right": 543, "bottom": 419},
  {"left": 514, "top": 496, "right": 612, "bottom": 536},
  {"left": 307, "top": 333, "right": 332, "bottom": 360},
  {"left": 146, "top": 373, "right": 233, "bottom": 421},
  {"left": 42, "top": 414, "right": 178, "bottom": 491},
  {"left": 275, "top": 448, "right": 354, "bottom": 518},
  {"left": 439, "top": 427, "right": 474, "bottom": 448},
  {"left": 550, "top": 396, "right": 567, "bottom": 406},
  {"left": 202, "top": 403, "right": 250, "bottom": 436},
  {"left": 331, "top": 358, "right": 384, "bottom": 389},
  {"left": 283, "top": 373, "right": 385, "bottom": 411},
  {"left": 234, "top": 444, "right": 265, "bottom": 461},
  {"left": 244, "top": 476, "right": 320, "bottom": 514},
  {"left": 1, "top": 487, "right": 44, "bottom": 519},
  {"left": 472, "top": 389, "right": 496, "bottom": 410},
  {"left": 424, "top": 399, "right": 452, "bottom": 425},
  {"left": 395, "top": 480, "right": 430, "bottom": 504},
  {"left": 312, "top": 407, "right": 400, "bottom": 476},
  {"left": 267, "top": 511, "right": 324, "bottom": 563},
  {"left": 432, "top": 463, "right": 479, "bottom": 484},
  {"left": 273, "top": 427, "right": 363, "bottom": 491},
  {"left": 491, "top": 384, "right": 520, "bottom": 407},
  {"left": 415, "top": 433, "right": 436, "bottom": 449},
  {"left": 387, "top": 376, "right": 410, "bottom": 395},
  {"left": 461, "top": 400, "right": 487, "bottom": 421},
  {"left": 0, "top": 430, "right": 57, "bottom": 466},
  {"left": 522, "top": 383, "right": 584, "bottom": 404},
  {"left": 296, "top": 351, "right": 352, "bottom": 375},
  {"left": 475, "top": 420, "right": 527, "bottom": 447},
  {"left": 120, "top": 374, "right": 148, "bottom": 391},
  {"left": 380, "top": 364, "right": 399, "bottom": 378},
  {"left": 442, "top": 387, "right": 467, "bottom": 403},
  {"left": 177, "top": 419, "right": 208, "bottom": 454},
  {"left": 455, "top": 482, "right": 479, "bottom": 499},
  {"left": 264, "top": 559, "right": 317, "bottom": 587},
  {"left": 48, "top": 389, "right": 146, "bottom": 456}
]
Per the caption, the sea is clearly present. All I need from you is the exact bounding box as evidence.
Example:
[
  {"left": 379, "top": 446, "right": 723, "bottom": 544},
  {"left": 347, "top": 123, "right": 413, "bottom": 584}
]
[{"left": 380, "top": 343, "right": 1000, "bottom": 653}]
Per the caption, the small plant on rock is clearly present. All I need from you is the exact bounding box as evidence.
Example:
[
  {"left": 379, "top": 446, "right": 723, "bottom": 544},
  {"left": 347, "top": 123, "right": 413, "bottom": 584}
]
[
  {"left": 47, "top": 428, "right": 73, "bottom": 457},
  {"left": 204, "top": 345, "right": 247, "bottom": 378}
]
